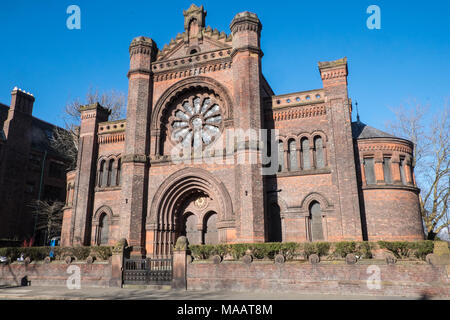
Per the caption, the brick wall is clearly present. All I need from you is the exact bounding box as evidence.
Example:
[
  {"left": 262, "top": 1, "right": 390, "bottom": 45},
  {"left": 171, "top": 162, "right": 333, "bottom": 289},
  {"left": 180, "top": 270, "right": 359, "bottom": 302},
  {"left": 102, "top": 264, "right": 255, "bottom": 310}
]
[
  {"left": 0, "top": 261, "right": 113, "bottom": 287},
  {"left": 187, "top": 261, "right": 450, "bottom": 297}
]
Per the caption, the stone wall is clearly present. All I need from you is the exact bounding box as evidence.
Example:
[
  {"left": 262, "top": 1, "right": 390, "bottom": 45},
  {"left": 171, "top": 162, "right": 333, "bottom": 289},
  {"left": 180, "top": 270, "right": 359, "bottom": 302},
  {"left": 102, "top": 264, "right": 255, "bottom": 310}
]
[{"left": 187, "top": 260, "right": 450, "bottom": 297}]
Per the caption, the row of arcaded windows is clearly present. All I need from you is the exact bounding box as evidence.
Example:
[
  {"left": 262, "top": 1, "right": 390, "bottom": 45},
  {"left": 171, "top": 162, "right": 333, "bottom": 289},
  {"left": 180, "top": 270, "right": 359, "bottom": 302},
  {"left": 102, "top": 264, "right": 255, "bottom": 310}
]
[
  {"left": 277, "top": 136, "right": 326, "bottom": 173},
  {"left": 363, "top": 155, "right": 412, "bottom": 186},
  {"left": 97, "top": 158, "right": 122, "bottom": 188}
]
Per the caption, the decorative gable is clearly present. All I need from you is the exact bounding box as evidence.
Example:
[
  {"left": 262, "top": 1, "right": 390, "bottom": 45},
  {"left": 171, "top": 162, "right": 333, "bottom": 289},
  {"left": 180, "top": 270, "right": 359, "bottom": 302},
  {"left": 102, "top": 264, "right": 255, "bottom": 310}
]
[{"left": 156, "top": 5, "right": 232, "bottom": 61}]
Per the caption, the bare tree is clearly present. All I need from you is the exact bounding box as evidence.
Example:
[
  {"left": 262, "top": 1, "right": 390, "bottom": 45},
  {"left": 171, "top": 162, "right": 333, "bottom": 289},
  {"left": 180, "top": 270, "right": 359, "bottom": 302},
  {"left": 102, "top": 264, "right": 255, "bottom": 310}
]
[
  {"left": 51, "top": 87, "right": 126, "bottom": 169},
  {"left": 30, "top": 200, "right": 65, "bottom": 245},
  {"left": 386, "top": 100, "right": 449, "bottom": 240}
]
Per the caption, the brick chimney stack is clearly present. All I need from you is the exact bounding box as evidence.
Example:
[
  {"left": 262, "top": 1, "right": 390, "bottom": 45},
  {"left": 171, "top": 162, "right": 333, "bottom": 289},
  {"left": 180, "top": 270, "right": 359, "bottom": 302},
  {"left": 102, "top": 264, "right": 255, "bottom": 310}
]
[{"left": 10, "top": 86, "right": 35, "bottom": 115}]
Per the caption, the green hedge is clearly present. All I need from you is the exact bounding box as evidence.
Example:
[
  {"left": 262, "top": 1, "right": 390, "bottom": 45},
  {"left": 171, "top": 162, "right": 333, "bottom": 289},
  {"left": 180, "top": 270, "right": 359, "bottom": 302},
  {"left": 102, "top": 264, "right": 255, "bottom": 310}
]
[
  {"left": 0, "top": 246, "right": 113, "bottom": 262},
  {"left": 189, "top": 242, "right": 301, "bottom": 261},
  {"left": 333, "top": 241, "right": 374, "bottom": 259},
  {"left": 378, "top": 241, "right": 433, "bottom": 260},
  {"left": 189, "top": 241, "right": 435, "bottom": 261}
]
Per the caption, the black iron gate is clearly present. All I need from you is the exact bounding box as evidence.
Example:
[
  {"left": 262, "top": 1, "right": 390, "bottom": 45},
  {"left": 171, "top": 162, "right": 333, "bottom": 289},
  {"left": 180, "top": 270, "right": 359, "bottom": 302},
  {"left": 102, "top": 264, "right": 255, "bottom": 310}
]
[{"left": 123, "top": 255, "right": 173, "bottom": 285}]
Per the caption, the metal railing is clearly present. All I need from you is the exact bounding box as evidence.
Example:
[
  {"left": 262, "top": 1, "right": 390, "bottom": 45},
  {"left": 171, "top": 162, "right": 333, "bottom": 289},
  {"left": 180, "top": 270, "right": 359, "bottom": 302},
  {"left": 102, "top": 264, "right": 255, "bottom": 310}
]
[{"left": 123, "top": 255, "right": 173, "bottom": 285}]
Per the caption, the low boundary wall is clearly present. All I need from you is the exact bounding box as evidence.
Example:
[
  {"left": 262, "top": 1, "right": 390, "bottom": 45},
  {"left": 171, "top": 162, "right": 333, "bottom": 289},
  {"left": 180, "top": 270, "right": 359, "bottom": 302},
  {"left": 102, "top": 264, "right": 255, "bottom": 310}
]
[
  {"left": 0, "top": 261, "right": 113, "bottom": 287},
  {"left": 187, "top": 260, "right": 450, "bottom": 297}
]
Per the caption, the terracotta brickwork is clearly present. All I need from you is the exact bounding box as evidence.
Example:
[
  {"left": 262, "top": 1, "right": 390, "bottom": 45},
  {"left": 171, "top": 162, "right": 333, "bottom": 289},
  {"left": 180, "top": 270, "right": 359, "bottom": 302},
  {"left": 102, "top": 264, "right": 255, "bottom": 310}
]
[
  {"left": 187, "top": 261, "right": 450, "bottom": 297},
  {"left": 61, "top": 5, "right": 424, "bottom": 254},
  {"left": 0, "top": 88, "right": 68, "bottom": 243}
]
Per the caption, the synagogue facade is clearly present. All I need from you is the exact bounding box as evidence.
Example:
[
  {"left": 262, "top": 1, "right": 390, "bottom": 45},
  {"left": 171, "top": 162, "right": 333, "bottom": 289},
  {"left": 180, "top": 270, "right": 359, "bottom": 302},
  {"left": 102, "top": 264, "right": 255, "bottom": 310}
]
[{"left": 61, "top": 5, "right": 424, "bottom": 256}]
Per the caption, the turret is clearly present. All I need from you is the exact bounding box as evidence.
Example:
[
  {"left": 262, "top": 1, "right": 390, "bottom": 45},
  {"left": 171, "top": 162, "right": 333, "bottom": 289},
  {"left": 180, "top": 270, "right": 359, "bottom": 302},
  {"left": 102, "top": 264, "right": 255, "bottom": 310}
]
[
  {"left": 71, "top": 103, "right": 110, "bottom": 245},
  {"left": 120, "top": 36, "right": 158, "bottom": 256}
]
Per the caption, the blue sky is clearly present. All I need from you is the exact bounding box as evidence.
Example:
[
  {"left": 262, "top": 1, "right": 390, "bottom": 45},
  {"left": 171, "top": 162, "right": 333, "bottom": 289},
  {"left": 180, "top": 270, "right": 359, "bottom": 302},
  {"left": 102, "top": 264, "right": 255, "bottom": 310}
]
[{"left": 0, "top": 0, "right": 448, "bottom": 131}]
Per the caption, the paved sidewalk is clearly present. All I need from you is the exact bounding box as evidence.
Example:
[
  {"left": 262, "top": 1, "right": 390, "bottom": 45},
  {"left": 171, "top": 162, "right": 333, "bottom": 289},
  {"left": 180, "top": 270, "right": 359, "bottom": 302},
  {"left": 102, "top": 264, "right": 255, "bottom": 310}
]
[{"left": 0, "top": 285, "right": 430, "bottom": 300}]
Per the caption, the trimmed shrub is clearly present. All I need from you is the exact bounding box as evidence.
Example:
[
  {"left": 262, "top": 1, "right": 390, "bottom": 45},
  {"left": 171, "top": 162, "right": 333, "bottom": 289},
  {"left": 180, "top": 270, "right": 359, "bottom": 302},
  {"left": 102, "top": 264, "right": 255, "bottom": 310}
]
[
  {"left": 378, "top": 241, "right": 434, "bottom": 260},
  {"left": 89, "top": 246, "right": 113, "bottom": 260},
  {"left": 0, "top": 246, "right": 113, "bottom": 262},
  {"left": 228, "top": 244, "right": 248, "bottom": 260},
  {"left": 188, "top": 242, "right": 300, "bottom": 261},
  {"left": 333, "top": 241, "right": 374, "bottom": 259},
  {"left": 409, "top": 241, "right": 434, "bottom": 260},
  {"left": 378, "top": 241, "right": 411, "bottom": 259},
  {"left": 302, "top": 242, "right": 330, "bottom": 258},
  {"left": 333, "top": 241, "right": 357, "bottom": 258}
]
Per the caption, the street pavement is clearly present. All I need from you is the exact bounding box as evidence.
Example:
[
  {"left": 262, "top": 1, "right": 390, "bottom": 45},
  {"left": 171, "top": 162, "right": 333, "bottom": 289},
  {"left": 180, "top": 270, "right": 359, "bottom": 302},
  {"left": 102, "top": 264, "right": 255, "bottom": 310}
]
[{"left": 0, "top": 285, "right": 430, "bottom": 300}]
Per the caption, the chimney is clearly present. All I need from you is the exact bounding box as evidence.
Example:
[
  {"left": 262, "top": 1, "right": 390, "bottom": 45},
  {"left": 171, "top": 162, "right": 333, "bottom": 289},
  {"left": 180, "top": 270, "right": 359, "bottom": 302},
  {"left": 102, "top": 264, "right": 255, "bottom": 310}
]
[{"left": 10, "top": 86, "right": 35, "bottom": 115}]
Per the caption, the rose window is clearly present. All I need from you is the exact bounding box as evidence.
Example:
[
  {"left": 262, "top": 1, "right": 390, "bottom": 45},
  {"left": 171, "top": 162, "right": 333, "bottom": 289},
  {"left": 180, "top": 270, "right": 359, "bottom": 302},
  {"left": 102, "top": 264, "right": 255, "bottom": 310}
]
[{"left": 170, "top": 96, "right": 222, "bottom": 148}]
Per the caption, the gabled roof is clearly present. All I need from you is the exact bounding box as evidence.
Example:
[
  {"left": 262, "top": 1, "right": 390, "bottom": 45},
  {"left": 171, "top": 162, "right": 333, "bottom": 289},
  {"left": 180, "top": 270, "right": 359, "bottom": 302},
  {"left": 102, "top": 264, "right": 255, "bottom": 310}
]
[
  {"left": 351, "top": 120, "right": 398, "bottom": 140},
  {"left": 156, "top": 27, "right": 232, "bottom": 61},
  {"left": 156, "top": 5, "right": 232, "bottom": 61}
]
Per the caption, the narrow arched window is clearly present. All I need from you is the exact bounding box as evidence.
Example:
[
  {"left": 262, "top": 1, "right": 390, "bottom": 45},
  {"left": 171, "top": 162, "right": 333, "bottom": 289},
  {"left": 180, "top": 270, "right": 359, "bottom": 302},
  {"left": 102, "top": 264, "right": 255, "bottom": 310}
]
[
  {"left": 309, "top": 202, "right": 324, "bottom": 241},
  {"left": 116, "top": 158, "right": 121, "bottom": 186},
  {"left": 383, "top": 157, "right": 392, "bottom": 184},
  {"left": 203, "top": 212, "right": 218, "bottom": 245},
  {"left": 399, "top": 157, "right": 407, "bottom": 185},
  {"left": 98, "top": 160, "right": 105, "bottom": 187},
  {"left": 102, "top": 160, "right": 109, "bottom": 187},
  {"left": 288, "top": 139, "right": 298, "bottom": 171},
  {"left": 107, "top": 159, "right": 115, "bottom": 187},
  {"left": 301, "top": 138, "right": 310, "bottom": 170},
  {"left": 98, "top": 213, "right": 109, "bottom": 245},
  {"left": 268, "top": 203, "right": 282, "bottom": 242},
  {"left": 278, "top": 140, "right": 284, "bottom": 172},
  {"left": 363, "top": 158, "right": 375, "bottom": 185},
  {"left": 314, "top": 136, "right": 324, "bottom": 168}
]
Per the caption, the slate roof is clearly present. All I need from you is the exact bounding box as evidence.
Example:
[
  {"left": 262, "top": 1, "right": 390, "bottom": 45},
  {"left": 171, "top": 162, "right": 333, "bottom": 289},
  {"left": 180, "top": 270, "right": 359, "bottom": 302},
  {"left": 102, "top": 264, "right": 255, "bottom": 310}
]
[{"left": 351, "top": 120, "right": 398, "bottom": 140}]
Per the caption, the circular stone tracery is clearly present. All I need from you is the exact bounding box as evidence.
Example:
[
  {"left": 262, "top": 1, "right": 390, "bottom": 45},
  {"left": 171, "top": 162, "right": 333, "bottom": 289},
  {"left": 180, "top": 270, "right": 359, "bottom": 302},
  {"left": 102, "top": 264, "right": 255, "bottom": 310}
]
[{"left": 169, "top": 95, "right": 223, "bottom": 148}]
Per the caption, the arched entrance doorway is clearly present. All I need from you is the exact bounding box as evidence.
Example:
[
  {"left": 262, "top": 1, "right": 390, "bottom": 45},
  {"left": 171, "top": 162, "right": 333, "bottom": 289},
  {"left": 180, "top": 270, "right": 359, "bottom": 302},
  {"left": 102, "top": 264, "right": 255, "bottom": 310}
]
[{"left": 147, "top": 168, "right": 234, "bottom": 256}]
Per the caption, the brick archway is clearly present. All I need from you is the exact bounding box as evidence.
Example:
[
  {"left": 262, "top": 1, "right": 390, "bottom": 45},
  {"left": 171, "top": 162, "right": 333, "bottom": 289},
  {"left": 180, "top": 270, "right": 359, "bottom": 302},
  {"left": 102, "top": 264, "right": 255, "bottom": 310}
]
[{"left": 146, "top": 167, "right": 234, "bottom": 255}]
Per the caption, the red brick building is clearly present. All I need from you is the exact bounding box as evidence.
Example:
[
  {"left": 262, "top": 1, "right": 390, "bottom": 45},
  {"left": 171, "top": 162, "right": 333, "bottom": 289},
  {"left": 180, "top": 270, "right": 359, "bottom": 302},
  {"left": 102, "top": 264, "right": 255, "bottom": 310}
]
[
  {"left": 61, "top": 5, "right": 424, "bottom": 256},
  {"left": 0, "top": 88, "right": 68, "bottom": 244}
]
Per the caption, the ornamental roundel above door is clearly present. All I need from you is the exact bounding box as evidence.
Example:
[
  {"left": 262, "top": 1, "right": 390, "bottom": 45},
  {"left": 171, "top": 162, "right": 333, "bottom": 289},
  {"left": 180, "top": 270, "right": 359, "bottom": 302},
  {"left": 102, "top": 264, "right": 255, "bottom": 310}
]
[
  {"left": 169, "top": 93, "right": 223, "bottom": 148},
  {"left": 194, "top": 196, "right": 208, "bottom": 209}
]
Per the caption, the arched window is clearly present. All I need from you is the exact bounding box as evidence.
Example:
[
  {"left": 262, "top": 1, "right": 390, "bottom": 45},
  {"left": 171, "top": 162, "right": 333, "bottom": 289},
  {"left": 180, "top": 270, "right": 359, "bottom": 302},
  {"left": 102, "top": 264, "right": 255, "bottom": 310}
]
[
  {"left": 399, "top": 157, "right": 406, "bottom": 184},
  {"left": 309, "top": 201, "right": 324, "bottom": 241},
  {"left": 314, "top": 136, "right": 325, "bottom": 168},
  {"left": 183, "top": 213, "right": 199, "bottom": 245},
  {"left": 116, "top": 158, "right": 121, "bottom": 186},
  {"left": 98, "top": 213, "right": 109, "bottom": 245},
  {"left": 102, "top": 160, "right": 109, "bottom": 187},
  {"left": 383, "top": 157, "right": 392, "bottom": 184},
  {"left": 301, "top": 138, "right": 310, "bottom": 170},
  {"left": 278, "top": 140, "right": 284, "bottom": 172},
  {"left": 107, "top": 159, "right": 115, "bottom": 187},
  {"left": 288, "top": 139, "right": 298, "bottom": 171},
  {"left": 203, "top": 212, "right": 218, "bottom": 245},
  {"left": 98, "top": 160, "right": 105, "bottom": 187},
  {"left": 268, "top": 203, "right": 282, "bottom": 242}
]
